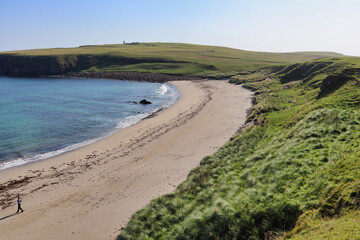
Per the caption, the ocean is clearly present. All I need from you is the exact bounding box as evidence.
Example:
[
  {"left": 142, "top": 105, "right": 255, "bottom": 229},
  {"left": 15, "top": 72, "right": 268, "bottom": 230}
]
[{"left": 0, "top": 76, "right": 179, "bottom": 170}]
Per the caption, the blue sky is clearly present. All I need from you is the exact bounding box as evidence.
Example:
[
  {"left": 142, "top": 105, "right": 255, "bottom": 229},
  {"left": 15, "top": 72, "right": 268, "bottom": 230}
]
[{"left": 1, "top": 0, "right": 359, "bottom": 55}]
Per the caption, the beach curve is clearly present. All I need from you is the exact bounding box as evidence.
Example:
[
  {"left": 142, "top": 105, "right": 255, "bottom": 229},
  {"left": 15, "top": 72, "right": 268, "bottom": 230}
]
[{"left": 0, "top": 80, "right": 252, "bottom": 240}]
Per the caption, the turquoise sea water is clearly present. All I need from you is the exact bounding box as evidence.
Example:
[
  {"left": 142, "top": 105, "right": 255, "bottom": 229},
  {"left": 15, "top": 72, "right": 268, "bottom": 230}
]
[{"left": 0, "top": 76, "right": 178, "bottom": 170}]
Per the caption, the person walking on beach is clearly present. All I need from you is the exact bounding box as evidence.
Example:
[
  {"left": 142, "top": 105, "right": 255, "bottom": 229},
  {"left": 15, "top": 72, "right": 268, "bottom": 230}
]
[{"left": 16, "top": 196, "right": 24, "bottom": 213}]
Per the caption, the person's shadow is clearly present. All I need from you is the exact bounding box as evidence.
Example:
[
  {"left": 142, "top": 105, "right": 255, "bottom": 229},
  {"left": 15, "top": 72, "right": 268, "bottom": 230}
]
[{"left": 0, "top": 213, "right": 18, "bottom": 221}]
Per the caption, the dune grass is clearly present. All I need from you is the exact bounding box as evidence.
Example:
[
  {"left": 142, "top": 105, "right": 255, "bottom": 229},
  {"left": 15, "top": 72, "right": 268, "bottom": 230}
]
[
  {"left": 285, "top": 210, "right": 360, "bottom": 240},
  {"left": 118, "top": 56, "right": 360, "bottom": 239}
]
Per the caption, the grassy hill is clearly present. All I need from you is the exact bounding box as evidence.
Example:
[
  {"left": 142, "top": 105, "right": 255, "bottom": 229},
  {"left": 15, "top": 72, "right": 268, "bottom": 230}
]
[
  {"left": 2, "top": 42, "right": 357, "bottom": 238},
  {"left": 118, "top": 56, "right": 360, "bottom": 239},
  {"left": 0, "top": 43, "right": 343, "bottom": 76}
]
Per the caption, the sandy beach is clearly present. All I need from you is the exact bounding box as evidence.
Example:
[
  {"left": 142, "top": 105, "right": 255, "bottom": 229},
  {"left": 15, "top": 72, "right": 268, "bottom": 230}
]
[{"left": 0, "top": 80, "right": 252, "bottom": 240}]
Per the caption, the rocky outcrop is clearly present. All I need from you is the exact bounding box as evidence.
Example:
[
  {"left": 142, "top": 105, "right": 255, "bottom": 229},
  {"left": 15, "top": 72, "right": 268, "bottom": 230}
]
[{"left": 139, "top": 99, "right": 152, "bottom": 104}]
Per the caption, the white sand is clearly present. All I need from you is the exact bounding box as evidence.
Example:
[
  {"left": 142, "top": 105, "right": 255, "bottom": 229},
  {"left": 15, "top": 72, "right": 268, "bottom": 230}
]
[{"left": 0, "top": 80, "right": 252, "bottom": 240}]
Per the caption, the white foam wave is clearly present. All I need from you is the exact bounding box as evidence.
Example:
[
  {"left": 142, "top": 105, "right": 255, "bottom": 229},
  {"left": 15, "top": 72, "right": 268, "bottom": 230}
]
[
  {"left": 0, "top": 137, "right": 101, "bottom": 170},
  {"left": 160, "top": 83, "right": 179, "bottom": 108},
  {"left": 115, "top": 112, "right": 150, "bottom": 129},
  {"left": 157, "top": 84, "right": 168, "bottom": 96},
  {"left": 0, "top": 83, "right": 179, "bottom": 171}
]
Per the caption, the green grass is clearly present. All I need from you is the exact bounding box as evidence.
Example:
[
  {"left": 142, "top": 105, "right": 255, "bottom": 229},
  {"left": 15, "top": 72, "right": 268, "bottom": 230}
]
[
  {"left": 0, "top": 43, "right": 344, "bottom": 75},
  {"left": 284, "top": 210, "right": 360, "bottom": 240},
  {"left": 118, "top": 56, "right": 360, "bottom": 239},
  {"left": 3, "top": 42, "right": 357, "bottom": 238}
]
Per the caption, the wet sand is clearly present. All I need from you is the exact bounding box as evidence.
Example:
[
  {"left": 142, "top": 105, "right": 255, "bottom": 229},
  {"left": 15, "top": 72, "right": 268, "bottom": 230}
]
[{"left": 0, "top": 80, "right": 252, "bottom": 240}]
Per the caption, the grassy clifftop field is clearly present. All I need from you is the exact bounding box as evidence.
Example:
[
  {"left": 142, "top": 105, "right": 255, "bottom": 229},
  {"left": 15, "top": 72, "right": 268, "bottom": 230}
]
[
  {"left": 118, "top": 56, "right": 360, "bottom": 239},
  {"left": 0, "top": 43, "right": 343, "bottom": 76}
]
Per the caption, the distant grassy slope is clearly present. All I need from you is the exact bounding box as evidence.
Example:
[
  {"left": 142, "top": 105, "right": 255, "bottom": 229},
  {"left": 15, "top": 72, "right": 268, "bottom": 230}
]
[
  {"left": 287, "top": 51, "right": 345, "bottom": 57},
  {"left": 0, "top": 43, "right": 343, "bottom": 76},
  {"left": 118, "top": 56, "right": 360, "bottom": 239}
]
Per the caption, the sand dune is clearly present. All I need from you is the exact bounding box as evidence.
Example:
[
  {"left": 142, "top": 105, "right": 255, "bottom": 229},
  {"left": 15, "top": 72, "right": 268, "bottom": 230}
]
[{"left": 0, "top": 80, "right": 252, "bottom": 240}]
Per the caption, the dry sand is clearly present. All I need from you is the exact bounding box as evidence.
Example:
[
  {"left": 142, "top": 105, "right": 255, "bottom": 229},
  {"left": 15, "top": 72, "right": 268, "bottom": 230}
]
[{"left": 0, "top": 80, "right": 252, "bottom": 240}]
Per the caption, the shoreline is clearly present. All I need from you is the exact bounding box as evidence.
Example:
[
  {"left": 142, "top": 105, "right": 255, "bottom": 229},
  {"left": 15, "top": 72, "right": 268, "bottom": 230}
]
[
  {"left": 0, "top": 80, "right": 252, "bottom": 240},
  {"left": 2, "top": 71, "right": 201, "bottom": 83},
  {"left": 0, "top": 81, "right": 179, "bottom": 171}
]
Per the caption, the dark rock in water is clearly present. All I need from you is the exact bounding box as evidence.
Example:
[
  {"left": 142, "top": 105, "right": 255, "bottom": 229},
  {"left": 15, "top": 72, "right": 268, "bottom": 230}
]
[{"left": 139, "top": 99, "right": 152, "bottom": 104}]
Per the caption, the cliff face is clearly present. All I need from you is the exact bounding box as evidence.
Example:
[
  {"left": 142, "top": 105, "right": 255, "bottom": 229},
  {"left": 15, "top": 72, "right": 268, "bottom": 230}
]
[
  {"left": 0, "top": 54, "right": 183, "bottom": 76},
  {"left": 0, "top": 54, "right": 78, "bottom": 76},
  {"left": 0, "top": 54, "right": 202, "bottom": 82}
]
